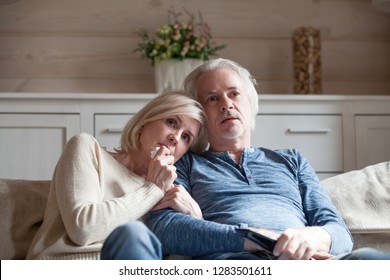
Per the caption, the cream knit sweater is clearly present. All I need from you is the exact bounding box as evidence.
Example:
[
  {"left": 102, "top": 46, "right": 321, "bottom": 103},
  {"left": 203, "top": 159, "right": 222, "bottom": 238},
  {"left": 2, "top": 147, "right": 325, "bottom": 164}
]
[{"left": 26, "top": 133, "right": 163, "bottom": 260}]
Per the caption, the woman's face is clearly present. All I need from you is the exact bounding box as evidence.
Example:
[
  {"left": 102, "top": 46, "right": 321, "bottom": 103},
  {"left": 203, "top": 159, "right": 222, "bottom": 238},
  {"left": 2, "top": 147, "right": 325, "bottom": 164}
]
[{"left": 138, "top": 115, "right": 201, "bottom": 162}]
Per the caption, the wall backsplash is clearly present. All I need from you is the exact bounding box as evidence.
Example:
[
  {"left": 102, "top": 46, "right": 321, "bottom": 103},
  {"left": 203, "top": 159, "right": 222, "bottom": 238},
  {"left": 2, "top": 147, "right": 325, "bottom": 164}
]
[{"left": 0, "top": 0, "right": 389, "bottom": 95}]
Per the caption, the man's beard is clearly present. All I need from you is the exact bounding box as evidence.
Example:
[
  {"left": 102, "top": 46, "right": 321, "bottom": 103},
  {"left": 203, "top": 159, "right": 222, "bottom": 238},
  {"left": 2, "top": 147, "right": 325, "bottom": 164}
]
[{"left": 218, "top": 124, "right": 245, "bottom": 140}]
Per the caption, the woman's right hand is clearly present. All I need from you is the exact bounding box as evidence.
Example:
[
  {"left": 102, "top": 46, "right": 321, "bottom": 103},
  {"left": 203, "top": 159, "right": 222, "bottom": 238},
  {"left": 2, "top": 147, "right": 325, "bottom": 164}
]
[
  {"left": 146, "top": 146, "right": 176, "bottom": 193},
  {"left": 151, "top": 185, "right": 203, "bottom": 219}
]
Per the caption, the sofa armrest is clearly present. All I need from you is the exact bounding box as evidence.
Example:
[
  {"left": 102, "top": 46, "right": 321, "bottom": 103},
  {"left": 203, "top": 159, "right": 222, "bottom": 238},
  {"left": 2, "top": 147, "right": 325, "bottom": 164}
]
[
  {"left": 0, "top": 179, "right": 50, "bottom": 259},
  {"left": 321, "top": 161, "right": 390, "bottom": 252}
]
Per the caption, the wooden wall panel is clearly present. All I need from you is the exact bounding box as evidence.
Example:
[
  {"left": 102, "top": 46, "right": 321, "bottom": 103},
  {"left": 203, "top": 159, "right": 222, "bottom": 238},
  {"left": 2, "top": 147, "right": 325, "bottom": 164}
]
[
  {"left": 2, "top": 0, "right": 389, "bottom": 39},
  {"left": 0, "top": 0, "right": 389, "bottom": 95}
]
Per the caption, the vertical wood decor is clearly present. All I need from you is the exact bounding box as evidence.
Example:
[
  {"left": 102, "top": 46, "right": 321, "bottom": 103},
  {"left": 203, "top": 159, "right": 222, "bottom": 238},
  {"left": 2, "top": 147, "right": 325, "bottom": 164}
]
[
  {"left": 293, "top": 27, "right": 322, "bottom": 94},
  {"left": 0, "top": 0, "right": 389, "bottom": 95}
]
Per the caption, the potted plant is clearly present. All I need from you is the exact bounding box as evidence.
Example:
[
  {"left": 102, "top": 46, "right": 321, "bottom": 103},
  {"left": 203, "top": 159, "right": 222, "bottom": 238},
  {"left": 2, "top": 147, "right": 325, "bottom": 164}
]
[{"left": 134, "top": 7, "right": 226, "bottom": 92}]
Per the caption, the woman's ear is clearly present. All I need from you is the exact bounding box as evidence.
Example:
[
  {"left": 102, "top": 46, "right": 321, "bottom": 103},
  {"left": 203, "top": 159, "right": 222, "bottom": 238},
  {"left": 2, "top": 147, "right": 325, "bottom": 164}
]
[{"left": 137, "top": 126, "right": 144, "bottom": 136}]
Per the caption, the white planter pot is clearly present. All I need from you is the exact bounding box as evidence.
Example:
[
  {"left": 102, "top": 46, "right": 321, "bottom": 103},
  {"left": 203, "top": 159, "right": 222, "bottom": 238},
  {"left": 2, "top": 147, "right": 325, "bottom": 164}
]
[{"left": 154, "top": 59, "right": 204, "bottom": 93}]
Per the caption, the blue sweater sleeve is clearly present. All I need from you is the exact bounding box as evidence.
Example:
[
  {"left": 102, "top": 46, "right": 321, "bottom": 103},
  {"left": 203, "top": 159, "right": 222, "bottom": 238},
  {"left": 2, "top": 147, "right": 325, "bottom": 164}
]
[
  {"left": 146, "top": 154, "right": 244, "bottom": 257},
  {"left": 294, "top": 150, "right": 353, "bottom": 255},
  {"left": 148, "top": 210, "right": 244, "bottom": 256}
]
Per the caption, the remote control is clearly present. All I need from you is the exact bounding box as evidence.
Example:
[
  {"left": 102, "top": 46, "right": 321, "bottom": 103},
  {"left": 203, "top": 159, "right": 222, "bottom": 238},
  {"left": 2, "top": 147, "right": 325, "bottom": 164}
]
[{"left": 238, "top": 229, "right": 277, "bottom": 253}]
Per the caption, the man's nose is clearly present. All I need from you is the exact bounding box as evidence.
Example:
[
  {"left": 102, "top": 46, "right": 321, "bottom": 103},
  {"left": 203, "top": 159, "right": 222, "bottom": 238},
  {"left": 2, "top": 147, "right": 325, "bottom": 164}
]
[{"left": 220, "top": 97, "right": 233, "bottom": 112}]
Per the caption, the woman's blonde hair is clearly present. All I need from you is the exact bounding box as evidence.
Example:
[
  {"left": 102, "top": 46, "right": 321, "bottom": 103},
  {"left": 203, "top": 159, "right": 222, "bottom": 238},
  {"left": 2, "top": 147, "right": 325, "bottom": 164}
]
[{"left": 120, "top": 90, "right": 208, "bottom": 154}]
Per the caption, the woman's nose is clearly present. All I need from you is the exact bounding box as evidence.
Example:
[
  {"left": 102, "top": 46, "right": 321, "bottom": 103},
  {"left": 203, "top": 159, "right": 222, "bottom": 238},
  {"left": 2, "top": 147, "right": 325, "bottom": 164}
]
[{"left": 168, "top": 133, "right": 178, "bottom": 144}]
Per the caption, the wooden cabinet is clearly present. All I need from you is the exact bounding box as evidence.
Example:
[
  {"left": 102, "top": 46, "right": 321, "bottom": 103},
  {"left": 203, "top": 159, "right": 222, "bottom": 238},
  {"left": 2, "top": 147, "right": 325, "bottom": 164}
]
[
  {"left": 1, "top": 93, "right": 389, "bottom": 180},
  {"left": 94, "top": 114, "right": 133, "bottom": 152},
  {"left": 252, "top": 114, "right": 343, "bottom": 179},
  {"left": 0, "top": 113, "right": 79, "bottom": 180},
  {"left": 355, "top": 115, "right": 390, "bottom": 169}
]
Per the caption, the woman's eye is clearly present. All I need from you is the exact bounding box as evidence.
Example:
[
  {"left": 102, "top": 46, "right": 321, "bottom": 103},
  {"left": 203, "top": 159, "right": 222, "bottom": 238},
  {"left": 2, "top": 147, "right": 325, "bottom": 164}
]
[
  {"left": 167, "top": 118, "right": 177, "bottom": 128},
  {"left": 182, "top": 133, "right": 191, "bottom": 143}
]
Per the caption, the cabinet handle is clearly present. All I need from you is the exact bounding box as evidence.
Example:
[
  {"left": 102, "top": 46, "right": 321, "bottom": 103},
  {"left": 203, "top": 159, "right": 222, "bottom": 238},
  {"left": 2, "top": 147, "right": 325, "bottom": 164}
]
[
  {"left": 105, "top": 128, "right": 122, "bottom": 133},
  {"left": 287, "top": 128, "right": 331, "bottom": 134}
]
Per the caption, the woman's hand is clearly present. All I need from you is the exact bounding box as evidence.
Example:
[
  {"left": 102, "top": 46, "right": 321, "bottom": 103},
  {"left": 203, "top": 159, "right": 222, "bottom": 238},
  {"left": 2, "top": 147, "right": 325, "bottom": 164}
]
[
  {"left": 146, "top": 146, "right": 176, "bottom": 193},
  {"left": 151, "top": 185, "right": 203, "bottom": 219}
]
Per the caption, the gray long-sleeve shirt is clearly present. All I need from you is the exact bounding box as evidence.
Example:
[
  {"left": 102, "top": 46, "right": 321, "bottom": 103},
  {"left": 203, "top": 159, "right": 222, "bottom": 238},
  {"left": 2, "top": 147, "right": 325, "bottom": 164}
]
[{"left": 147, "top": 147, "right": 353, "bottom": 259}]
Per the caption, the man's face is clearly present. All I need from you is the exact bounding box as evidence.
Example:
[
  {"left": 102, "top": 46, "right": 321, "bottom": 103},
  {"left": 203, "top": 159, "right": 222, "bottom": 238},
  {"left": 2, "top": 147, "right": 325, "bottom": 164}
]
[{"left": 195, "top": 68, "right": 252, "bottom": 147}]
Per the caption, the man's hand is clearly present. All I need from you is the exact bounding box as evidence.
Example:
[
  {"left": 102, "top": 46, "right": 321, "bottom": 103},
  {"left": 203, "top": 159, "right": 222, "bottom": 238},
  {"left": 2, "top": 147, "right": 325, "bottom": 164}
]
[
  {"left": 273, "top": 227, "right": 332, "bottom": 260},
  {"left": 244, "top": 227, "right": 333, "bottom": 260}
]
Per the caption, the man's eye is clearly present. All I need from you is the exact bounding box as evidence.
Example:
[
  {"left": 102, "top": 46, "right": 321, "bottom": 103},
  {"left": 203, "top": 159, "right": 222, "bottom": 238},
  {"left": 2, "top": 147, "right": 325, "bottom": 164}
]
[{"left": 207, "top": 96, "right": 217, "bottom": 102}]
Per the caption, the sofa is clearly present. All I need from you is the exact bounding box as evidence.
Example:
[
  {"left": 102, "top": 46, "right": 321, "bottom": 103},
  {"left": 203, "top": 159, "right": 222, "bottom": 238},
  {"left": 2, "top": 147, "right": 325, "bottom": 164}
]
[{"left": 1, "top": 161, "right": 389, "bottom": 260}]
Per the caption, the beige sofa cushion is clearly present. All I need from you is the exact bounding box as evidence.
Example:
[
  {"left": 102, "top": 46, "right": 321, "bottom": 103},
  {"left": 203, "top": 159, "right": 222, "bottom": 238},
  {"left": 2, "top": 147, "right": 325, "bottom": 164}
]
[
  {"left": 0, "top": 179, "right": 50, "bottom": 260},
  {"left": 321, "top": 161, "right": 390, "bottom": 252}
]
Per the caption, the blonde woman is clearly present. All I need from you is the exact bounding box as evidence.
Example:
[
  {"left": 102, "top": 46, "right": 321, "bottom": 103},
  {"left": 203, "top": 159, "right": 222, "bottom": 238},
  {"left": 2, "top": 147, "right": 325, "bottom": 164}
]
[{"left": 26, "top": 91, "right": 207, "bottom": 260}]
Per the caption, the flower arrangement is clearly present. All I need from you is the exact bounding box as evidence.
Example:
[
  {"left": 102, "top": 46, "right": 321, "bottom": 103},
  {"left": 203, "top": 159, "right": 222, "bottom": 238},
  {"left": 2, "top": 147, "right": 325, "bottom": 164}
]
[{"left": 134, "top": 7, "right": 226, "bottom": 65}]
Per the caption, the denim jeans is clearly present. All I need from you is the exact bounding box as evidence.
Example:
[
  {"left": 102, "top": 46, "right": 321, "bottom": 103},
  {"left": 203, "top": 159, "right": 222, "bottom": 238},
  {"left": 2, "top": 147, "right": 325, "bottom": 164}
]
[{"left": 100, "top": 221, "right": 162, "bottom": 260}]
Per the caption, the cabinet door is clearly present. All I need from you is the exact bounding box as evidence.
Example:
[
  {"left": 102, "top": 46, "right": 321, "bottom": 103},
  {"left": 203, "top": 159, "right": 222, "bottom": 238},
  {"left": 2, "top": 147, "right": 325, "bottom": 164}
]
[
  {"left": 355, "top": 115, "right": 390, "bottom": 169},
  {"left": 94, "top": 114, "right": 133, "bottom": 152},
  {"left": 252, "top": 115, "right": 343, "bottom": 178},
  {"left": 0, "top": 114, "right": 80, "bottom": 180}
]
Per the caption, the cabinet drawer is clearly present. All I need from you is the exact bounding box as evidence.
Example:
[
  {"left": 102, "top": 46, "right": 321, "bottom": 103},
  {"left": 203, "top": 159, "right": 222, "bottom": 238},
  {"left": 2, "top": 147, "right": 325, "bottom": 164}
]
[
  {"left": 0, "top": 113, "right": 80, "bottom": 180},
  {"left": 95, "top": 114, "right": 133, "bottom": 151},
  {"left": 355, "top": 115, "right": 390, "bottom": 169},
  {"left": 252, "top": 115, "right": 343, "bottom": 173}
]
